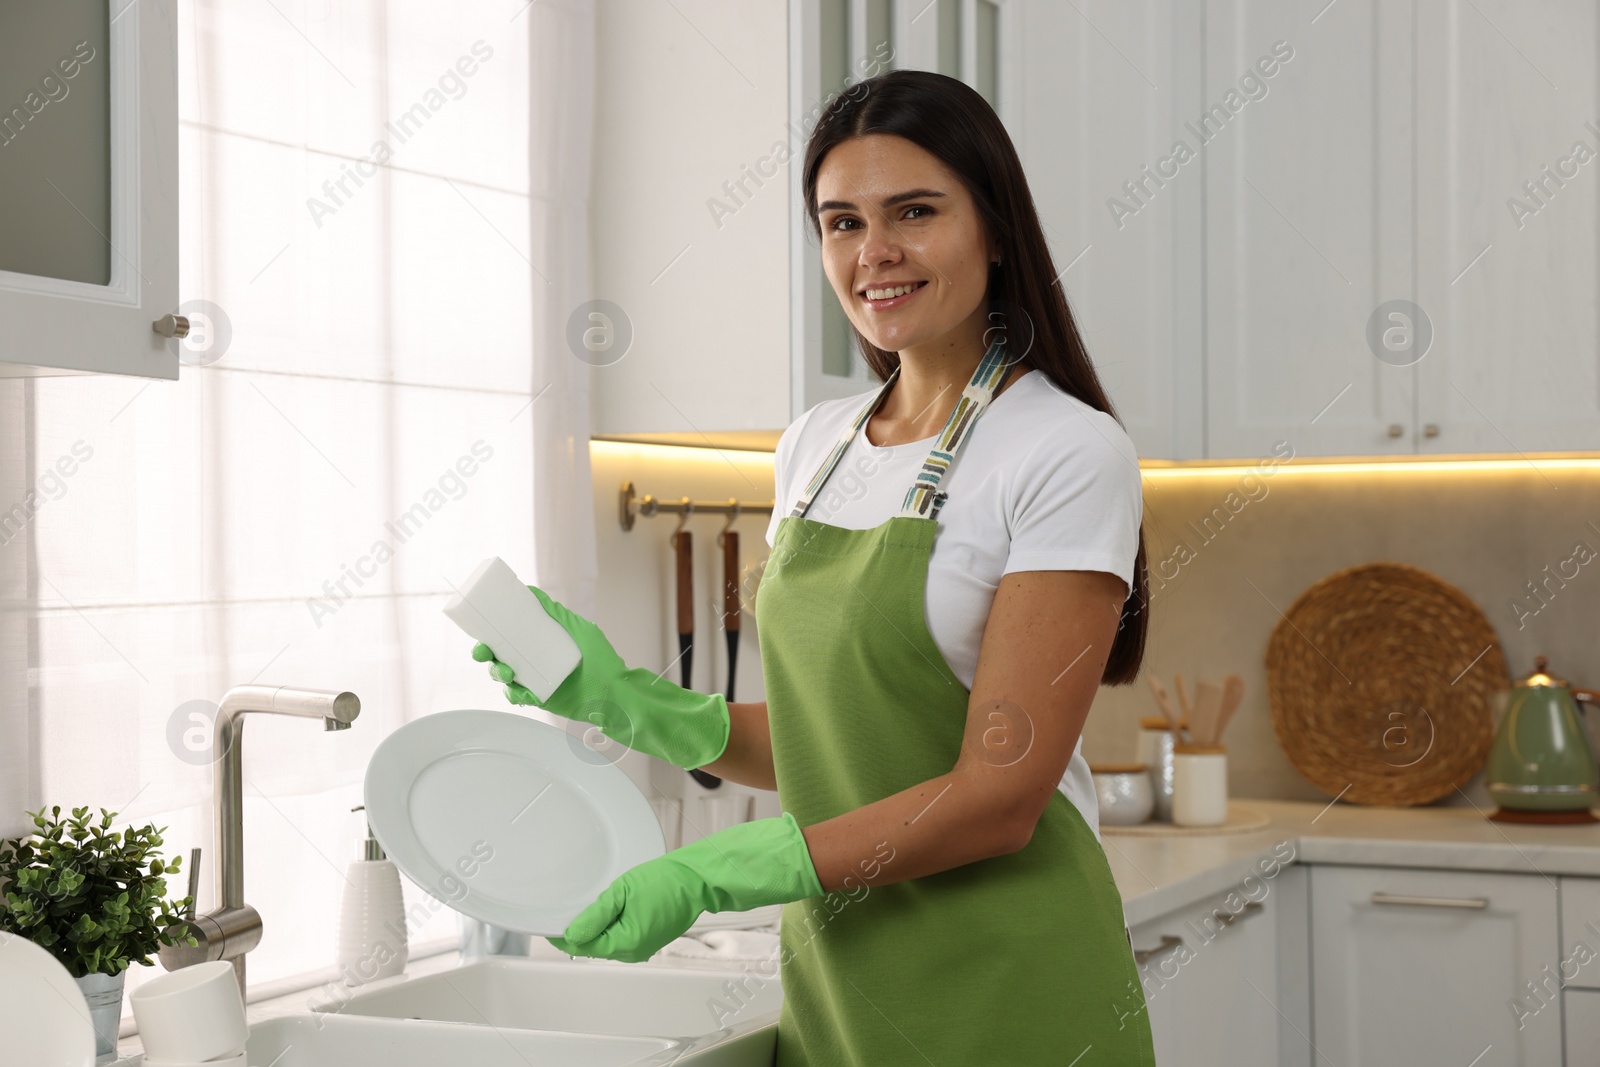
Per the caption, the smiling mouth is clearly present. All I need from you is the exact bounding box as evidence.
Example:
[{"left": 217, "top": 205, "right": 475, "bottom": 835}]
[{"left": 860, "top": 280, "right": 928, "bottom": 308}]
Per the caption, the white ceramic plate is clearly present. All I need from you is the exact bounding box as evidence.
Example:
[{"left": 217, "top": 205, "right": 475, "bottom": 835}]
[
  {"left": 687, "top": 903, "right": 782, "bottom": 933},
  {"left": 0, "top": 931, "right": 95, "bottom": 1067},
  {"left": 364, "top": 709, "right": 665, "bottom": 937}
]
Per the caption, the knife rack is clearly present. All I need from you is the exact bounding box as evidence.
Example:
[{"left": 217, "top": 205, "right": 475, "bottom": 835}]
[{"left": 617, "top": 480, "right": 775, "bottom": 532}]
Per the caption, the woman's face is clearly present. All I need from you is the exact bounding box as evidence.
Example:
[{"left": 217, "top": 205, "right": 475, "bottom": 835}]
[{"left": 814, "top": 133, "right": 997, "bottom": 355}]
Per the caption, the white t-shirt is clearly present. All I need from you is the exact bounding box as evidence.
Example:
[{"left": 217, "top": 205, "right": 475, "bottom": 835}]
[{"left": 764, "top": 368, "right": 1144, "bottom": 839}]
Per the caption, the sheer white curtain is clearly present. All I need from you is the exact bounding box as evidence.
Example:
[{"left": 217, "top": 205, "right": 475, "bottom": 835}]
[{"left": 2, "top": 0, "right": 597, "bottom": 998}]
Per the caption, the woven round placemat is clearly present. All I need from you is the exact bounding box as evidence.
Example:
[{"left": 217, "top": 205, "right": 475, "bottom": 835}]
[{"left": 1265, "top": 562, "right": 1507, "bottom": 806}]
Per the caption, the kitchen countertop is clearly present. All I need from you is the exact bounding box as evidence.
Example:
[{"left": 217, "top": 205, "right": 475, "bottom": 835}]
[
  {"left": 109, "top": 797, "right": 1600, "bottom": 1060},
  {"left": 1104, "top": 798, "right": 1600, "bottom": 927}
]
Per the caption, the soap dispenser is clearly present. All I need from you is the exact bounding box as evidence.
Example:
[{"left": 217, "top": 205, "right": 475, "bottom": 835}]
[{"left": 337, "top": 805, "right": 409, "bottom": 985}]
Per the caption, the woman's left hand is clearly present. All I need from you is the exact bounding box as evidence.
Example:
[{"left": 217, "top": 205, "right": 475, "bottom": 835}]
[{"left": 547, "top": 813, "right": 821, "bottom": 963}]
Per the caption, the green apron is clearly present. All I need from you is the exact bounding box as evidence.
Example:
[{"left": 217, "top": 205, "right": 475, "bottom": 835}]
[{"left": 755, "top": 341, "right": 1156, "bottom": 1066}]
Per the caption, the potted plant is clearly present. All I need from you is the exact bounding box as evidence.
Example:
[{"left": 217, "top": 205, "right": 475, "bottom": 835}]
[{"left": 0, "top": 806, "right": 196, "bottom": 1058}]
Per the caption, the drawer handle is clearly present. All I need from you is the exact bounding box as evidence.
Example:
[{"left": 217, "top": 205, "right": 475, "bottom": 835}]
[
  {"left": 1212, "top": 901, "right": 1264, "bottom": 926},
  {"left": 1370, "top": 892, "right": 1489, "bottom": 910},
  {"left": 1133, "top": 935, "right": 1184, "bottom": 965}
]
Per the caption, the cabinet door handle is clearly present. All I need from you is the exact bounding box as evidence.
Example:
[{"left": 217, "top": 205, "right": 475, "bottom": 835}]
[
  {"left": 1423, "top": 423, "right": 1440, "bottom": 438},
  {"left": 1133, "top": 934, "right": 1184, "bottom": 965},
  {"left": 1370, "top": 892, "right": 1489, "bottom": 910},
  {"left": 1212, "top": 901, "right": 1265, "bottom": 926},
  {"left": 1386, "top": 423, "right": 1405, "bottom": 438},
  {"left": 152, "top": 314, "right": 191, "bottom": 339}
]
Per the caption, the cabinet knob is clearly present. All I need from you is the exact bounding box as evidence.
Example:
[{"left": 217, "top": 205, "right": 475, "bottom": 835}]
[
  {"left": 1387, "top": 423, "right": 1404, "bottom": 438},
  {"left": 1423, "top": 423, "right": 1440, "bottom": 438},
  {"left": 152, "top": 314, "right": 191, "bottom": 339}
]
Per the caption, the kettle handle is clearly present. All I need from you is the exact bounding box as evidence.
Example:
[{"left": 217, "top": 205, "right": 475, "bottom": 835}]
[{"left": 1572, "top": 688, "right": 1600, "bottom": 708}]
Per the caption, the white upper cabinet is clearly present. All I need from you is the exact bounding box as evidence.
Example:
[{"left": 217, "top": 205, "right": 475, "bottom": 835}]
[
  {"left": 590, "top": 0, "right": 997, "bottom": 445},
  {"left": 1203, "top": 0, "right": 1417, "bottom": 461},
  {"left": 1414, "top": 0, "right": 1600, "bottom": 455},
  {"left": 588, "top": 1, "right": 793, "bottom": 445},
  {"left": 0, "top": 0, "right": 179, "bottom": 380},
  {"left": 1009, "top": 0, "right": 1203, "bottom": 461},
  {"left": 598, "top": 0, "right": 1600, "bottom": 457},
  {"left": 1003, "top": 0, "right": 1600, "bottom": 461}
]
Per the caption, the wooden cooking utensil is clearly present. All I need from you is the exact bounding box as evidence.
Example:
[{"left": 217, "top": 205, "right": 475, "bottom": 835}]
[
  {"left": 1146, "top": 675, "right": 1188, "bottom": 741},
  {"left": 1214, "top": 673, "right": 1245, "bottom": 742},
  {"left": 1172, "top": 672, "right": 1194, "bottom": 726},
  {"left": 1194, "top": 679, "right": 1223, "bottom": 745}
]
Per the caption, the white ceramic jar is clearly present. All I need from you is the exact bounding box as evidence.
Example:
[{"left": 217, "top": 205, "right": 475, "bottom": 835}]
[
  {"left": 1172, "top": 742, "right": 1228, "bottom": 827},
  {"left": 1134, "top": 716, "right": 1184, "bottom": 821}
]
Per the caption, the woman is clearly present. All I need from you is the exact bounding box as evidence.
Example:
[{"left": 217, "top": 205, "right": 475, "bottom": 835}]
[{"left": 475, "top": 69, "right": 1155, "bottom": 1065}]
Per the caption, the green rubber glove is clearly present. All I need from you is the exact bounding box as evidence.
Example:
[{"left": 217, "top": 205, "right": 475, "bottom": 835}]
[
  {"left": 546, "top": 813, "right": 823, "bottom": 963},
  {"left": 470, "top": 586, "right": 731, "bottom": 770}
]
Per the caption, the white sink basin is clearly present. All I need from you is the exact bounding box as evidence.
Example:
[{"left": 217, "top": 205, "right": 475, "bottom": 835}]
[
  {"left": 249, "top": 1014, "right": 676, "bottom": 1066},
  {"left": 115, "top": 959, "right": 782, "bottom": 1066},
  {"left": 122, "top": 1012, "right": 675, "bottom": 1067},
  {"left": 315, "top": 957, "right": 783, "bottom": 1040}
]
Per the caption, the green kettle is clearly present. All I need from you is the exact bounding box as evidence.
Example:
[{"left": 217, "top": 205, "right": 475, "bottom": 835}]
[{"left": 1485, "top": 656, "right": 1600, "bottom": 823}]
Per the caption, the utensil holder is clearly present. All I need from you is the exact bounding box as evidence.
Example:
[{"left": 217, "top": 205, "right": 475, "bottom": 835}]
[{"left": 1172, "top": 742, "right": 1228, "bottom": 827}]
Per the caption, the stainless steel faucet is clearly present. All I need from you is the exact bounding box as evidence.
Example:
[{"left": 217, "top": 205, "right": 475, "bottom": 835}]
[{"left": 159, "top": 685, "right": 360, "bottom": 1000}]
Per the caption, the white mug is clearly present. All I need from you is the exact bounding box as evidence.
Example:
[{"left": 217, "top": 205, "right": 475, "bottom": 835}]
[{"left": 130, "top": 960, "right": 248, "bottom": 1063}]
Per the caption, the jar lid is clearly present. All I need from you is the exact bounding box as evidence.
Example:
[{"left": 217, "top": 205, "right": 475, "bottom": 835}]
[
  {"left": 1090, "top": 762, "right": 1149, "bottom": 775},
  {"left": 1173, "top": 741, "right": 1226, "bottom": 755},
  {"left": 1140, "top": 716, "right": 1188, "bottom": 731}
]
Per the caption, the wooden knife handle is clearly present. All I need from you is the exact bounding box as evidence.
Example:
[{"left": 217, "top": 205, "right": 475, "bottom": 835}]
[
  {"left": 675, "top": 530, "right": 693, "bottom": 634},
  {"left": 723, "top": 531, "right": 741, "bottom": 632}
]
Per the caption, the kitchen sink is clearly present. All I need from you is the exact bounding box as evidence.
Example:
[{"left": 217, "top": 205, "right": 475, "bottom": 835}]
[
  {"left": 113, "top": 957, "right": 784, "bottom": 1065},
  {"left": 312, "top": 956, "right": 783, "bottom": 1040},
  {"left": 244, "top": 1013, "right": 675, "bottom": 1066},
  {"left": 113, "top": 1012, "right": 675, "bottom": 1067}
]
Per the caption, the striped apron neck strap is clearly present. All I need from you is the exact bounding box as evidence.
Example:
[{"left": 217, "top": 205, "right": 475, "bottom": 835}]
[
  {"left": 899, "top": 340, "right": 1014, "bottom": 521},
  {"left": 786, "top": 339, "right": 1015, "bottom": 522},
  {"left": 788, "top": 364, "right": 903, "bottom": 519}
]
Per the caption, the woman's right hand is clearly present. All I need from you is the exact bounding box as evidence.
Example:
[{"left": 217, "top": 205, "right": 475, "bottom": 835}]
[
  {"left": 469, "top": 585, "right": 730, "bottom": 771},
  {"left": 471, "top": 586, "right": 624, "bottom": 714}
]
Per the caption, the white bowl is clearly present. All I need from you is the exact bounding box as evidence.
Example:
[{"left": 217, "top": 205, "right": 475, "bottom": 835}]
[
  {"left": 1091, "top": 766, "right": 1155, "bottom": 826},
  {"left": 130, "top": 961, "right": 248, "bottom": 1064}
]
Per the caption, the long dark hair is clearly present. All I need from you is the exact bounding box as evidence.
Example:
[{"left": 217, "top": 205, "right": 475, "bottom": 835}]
[{"left": 801, "top": 69, "right": 1148, "bottom": 685}]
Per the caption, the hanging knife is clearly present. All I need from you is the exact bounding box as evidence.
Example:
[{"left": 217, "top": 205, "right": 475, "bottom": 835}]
[
  {"left": 675, "top": 526, "right": 694, "bottom": 690},
  {"left": 677, "top": 525, "right": 722, "bottom": 789},
  {"left": 722, "top": 526, "right": 740, "bottom": 703}
]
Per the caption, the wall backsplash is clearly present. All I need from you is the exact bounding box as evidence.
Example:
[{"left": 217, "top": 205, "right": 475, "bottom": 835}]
[
  {"left": 1108, "top": 461, "right": 1600, "bottom": 809},
  {"left": 591, "top": 443, "right": 1600, "bottom": 813}
]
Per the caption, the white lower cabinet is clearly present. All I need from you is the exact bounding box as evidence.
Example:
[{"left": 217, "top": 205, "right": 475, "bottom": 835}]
[
  {"left": 1566, "top": 990, "right": 1600, "bottom": 1063},
  {"left": 1309, "top": 865, "right": 1561, "bottom": 1065},
  {"left": 1562, "top": 877, "right": 1600, "bottom": 992},
  {"left": 1128, "top": 866, "right": 1295, "bottom": 1066}
]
